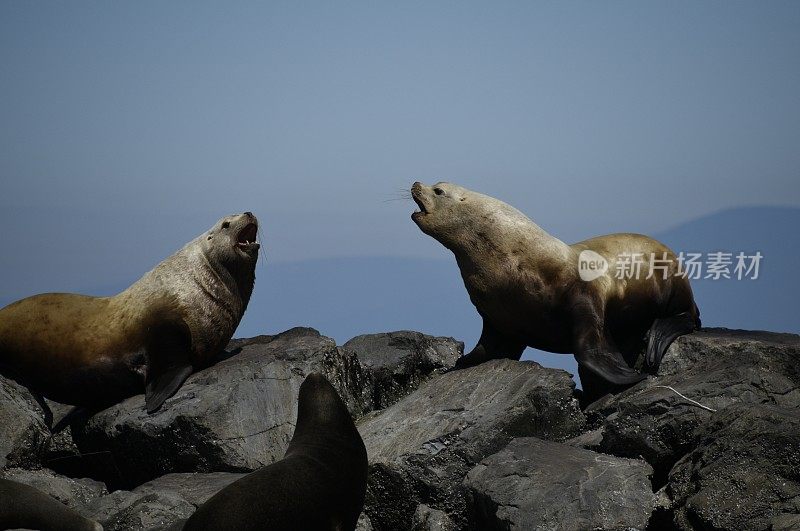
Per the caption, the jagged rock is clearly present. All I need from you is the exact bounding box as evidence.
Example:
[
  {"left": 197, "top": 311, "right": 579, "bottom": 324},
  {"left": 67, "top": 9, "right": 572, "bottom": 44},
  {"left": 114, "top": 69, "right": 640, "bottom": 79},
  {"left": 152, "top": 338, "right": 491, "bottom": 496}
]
[
  {"left": 85, "top": 472, "right": 243, "bottom": 531},
  {"left": 0, "top": 467, "right": 107, "bottom": 514},
  {"left": 667, "top": 404, "right": 800, "bottom": 530},
  {"left": 0, "top": 375, "right": 50, "bottom": 469},
  {"left": 464, "top": 437, "right": 655, "bottom": 530},
  {"left": 358, "top": 359, "right": 586, "bottom": 530},
  {"left": 69, "top": 328, "right": 343, "bottom": 487},
  {"left": 68, "top": 327, "right": 456, "bottom": 488},
  {"left": 412, "top": 504, "right": 457, "bottom": 530},
  {"left": 588, "top": 328, "right": 800, "bottom": 483},
  {"left": 342, "top": 331, "right": 462, "bottom": 411},
  {"left": 356, "top": 512, "right": 374, "bottom": 531}
]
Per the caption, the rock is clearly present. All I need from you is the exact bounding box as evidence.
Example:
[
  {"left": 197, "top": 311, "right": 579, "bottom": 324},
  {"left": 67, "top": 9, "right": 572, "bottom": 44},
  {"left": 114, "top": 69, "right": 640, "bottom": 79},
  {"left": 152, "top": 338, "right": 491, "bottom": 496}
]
[
  {"left": 0, "top": 467, "right": 107, "bottom": 513},
  {"left": 0, "top": 374, "right": 50, "bottom": 469},
  {"left": 412, "top": 504, "right": 457, "bottom": 530},
  {"left": 70, "top": 327, "right": 457, "bottom": 488},
  {"left": 342, "top": 331, "right": 462, "bottom": 411},
  {"left": 356, "top": 512, "right": 374, "bottom": 531},
  {"left": 464, "top": 437, "right": 655, "bottom": 530},
  {"left": 85, "top": 472, "right": 244, "bottom": 531},
  {"left": 131, "top": 472, "right": 245, "bottom": 507},
  {"left": 667, "top": 404, "right": 800, "bottom": 530},
  {"left": 358, "top": 359, "right": 586, "bottom": 530},
  {"left": 70, "top": 328, "right": 342, "bottom": 487},
  {"left": 589, "top": 328, "right": 800, "bottom": 484},
  {"left": 87, "top": 488, "right": 195, "bottom": 531}
]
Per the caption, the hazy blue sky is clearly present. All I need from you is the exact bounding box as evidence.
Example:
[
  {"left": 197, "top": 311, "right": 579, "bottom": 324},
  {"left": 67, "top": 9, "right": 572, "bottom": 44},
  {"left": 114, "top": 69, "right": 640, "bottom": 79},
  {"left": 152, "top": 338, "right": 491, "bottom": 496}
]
[{"left": 1, "top": 3, "right": 799, "bottom": 348}]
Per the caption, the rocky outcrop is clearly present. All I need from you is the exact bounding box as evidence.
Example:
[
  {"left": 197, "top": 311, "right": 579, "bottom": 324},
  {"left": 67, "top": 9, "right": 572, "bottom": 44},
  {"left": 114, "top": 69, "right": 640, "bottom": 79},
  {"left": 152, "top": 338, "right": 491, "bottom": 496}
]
[
  {"left": 358, "top": 359, "right": 586, "bottom": 530},
  {"left": 1, "top": 326, "right": 798, "bottom": 530},
  {"left": 85, "top": 472, "right": 244, "bottom": 531},
  {"left": 0, "top": 377, "right": 50, "bottom": 469},
  {"left": 342, "top": 331, "right": 463, "bottom": 411},
  {"left": 0, "top": 467, "right": 107, "bottom": 513},
  {"left": 587, "top": 328, "right": 800, "bottom": 485},
  {"left": 464, "top": 437, "right": 655, "bottom": 530},
  {"left": 69, "top": 328, "right": 461, "bottom": 488},
  {"left": 667, "top": 404, "right": 800, "bottom": 530}
]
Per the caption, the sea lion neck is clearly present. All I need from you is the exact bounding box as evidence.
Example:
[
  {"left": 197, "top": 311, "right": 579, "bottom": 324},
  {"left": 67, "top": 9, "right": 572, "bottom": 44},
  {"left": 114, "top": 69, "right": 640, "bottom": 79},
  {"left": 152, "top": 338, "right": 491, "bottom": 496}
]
[{"left": 447, "top": 206, "right": 575, "bottom": 276}]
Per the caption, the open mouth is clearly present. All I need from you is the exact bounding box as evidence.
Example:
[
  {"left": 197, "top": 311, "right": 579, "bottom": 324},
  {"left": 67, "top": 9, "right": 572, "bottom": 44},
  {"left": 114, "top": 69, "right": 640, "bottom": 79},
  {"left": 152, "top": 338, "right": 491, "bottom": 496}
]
[
  {"left": 411, "top": 190, "right": 429, "bottom": 216},
  {"left": 236, "top": 223, "right": 260, "bottom": 252}
]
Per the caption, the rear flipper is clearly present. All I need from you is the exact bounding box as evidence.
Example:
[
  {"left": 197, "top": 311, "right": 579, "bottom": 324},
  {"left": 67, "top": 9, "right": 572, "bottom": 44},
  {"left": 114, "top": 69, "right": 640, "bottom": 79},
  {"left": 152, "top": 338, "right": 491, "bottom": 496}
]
[{"left": 645, "top": 311, "right": 698, "bottom": 372}]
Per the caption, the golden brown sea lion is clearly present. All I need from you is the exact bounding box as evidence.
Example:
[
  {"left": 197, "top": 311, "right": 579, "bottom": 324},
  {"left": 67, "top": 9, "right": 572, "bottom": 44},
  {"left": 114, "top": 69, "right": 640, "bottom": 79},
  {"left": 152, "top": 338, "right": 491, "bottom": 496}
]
[
  {"left": 0, "top": 212, "right": 259, "bottom": 417},
  {"left": 410, "top": 182, "right": 700, "bottom": 390}
]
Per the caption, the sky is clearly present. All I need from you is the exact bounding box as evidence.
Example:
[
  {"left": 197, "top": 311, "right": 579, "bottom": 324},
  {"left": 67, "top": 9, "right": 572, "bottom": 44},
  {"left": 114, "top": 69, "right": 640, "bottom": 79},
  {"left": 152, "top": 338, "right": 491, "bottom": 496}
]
[{"left": 1, "top": 2, "right": 799, "bottom": 369}]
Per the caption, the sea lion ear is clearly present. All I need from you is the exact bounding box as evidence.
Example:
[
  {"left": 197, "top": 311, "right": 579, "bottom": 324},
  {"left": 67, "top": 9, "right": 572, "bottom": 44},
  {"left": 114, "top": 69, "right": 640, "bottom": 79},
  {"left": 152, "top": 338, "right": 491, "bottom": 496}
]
[{"left": 144, "top": 320, "right": 193, "bottom": 414}]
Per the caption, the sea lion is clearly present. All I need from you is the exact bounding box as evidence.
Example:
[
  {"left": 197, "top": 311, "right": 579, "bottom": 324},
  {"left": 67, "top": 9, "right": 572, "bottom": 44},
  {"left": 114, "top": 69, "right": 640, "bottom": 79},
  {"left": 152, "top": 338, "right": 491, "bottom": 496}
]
[
  {"left": 0, "top": 212, "right": 259, "bottom": 417},
  {"left": 410, "top": 182, "right": 700, "bottom": 390},
  {"left": 0, "top": 478, "right": 102, "bottom": 530},
  {"left": 177, "top": 373, "right": 368, "bottom": 531}
]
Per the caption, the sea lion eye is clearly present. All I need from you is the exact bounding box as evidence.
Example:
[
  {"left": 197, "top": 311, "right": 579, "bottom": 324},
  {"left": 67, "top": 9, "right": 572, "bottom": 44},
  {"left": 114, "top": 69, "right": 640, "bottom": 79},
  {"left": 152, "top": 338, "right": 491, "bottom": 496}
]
[
  {"left": 221, "top": 221, "right": 230, "bottom": 229},
  {"left": 434, "top": 188, "right": 445, "bottom": 196}
]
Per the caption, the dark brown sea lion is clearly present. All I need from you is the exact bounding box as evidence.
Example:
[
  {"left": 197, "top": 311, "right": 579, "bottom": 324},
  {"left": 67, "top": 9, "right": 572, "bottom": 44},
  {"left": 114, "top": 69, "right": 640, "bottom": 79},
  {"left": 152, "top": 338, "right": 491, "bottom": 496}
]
[
  {"left": 0, "top": 478, "right": 102, "bottom": 530},
  {"left": 0, "top": 212, "right": 259, "bottom": 418},
  {"left": 178, "top": 373, "right": 368, "bottom": 531},
  {"left": 410, "top": 182, "right": 700, "bottom": 391}
]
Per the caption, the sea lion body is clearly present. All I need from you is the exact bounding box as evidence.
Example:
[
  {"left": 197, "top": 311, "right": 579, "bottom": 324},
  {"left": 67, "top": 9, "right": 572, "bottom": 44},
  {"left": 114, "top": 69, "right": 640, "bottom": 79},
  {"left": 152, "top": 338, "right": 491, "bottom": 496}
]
[
  {"left": 411, "top": 182, "right": 700, "bottom": 389},
  {"left": 180, "top": 373, "right": 368, "bottom": 531},
  {"left": 0, "top": 212, "right": 259, "bottom": 413},
  {"left": 0, "top": 478, "right": 102, "bottom": 531}
]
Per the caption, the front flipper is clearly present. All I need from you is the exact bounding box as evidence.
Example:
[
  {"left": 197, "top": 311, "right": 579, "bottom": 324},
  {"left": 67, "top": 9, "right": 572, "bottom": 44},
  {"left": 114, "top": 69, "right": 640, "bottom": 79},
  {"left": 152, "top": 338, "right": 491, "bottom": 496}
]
[
  {"left": 644, "top": 311, "right": 698, "bottom": 372},
  {"left": 572, "top": 304, "right": 647, "bottom": 386},
  {"left": 574, "top": 347, "right": 648, "bottom": 385},
  {"left": 145, "top": 321, "right": 193, "bottom": 414},
  {"left": 454, "top": 317, "right": 526, "bottom": 370}
]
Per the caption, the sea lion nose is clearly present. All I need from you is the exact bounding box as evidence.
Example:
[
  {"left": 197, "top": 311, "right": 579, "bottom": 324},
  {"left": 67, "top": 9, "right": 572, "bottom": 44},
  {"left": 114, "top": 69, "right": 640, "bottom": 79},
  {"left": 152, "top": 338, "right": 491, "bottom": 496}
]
[{"left": 244, "top": 212, "right": 254, "bottom": 218}]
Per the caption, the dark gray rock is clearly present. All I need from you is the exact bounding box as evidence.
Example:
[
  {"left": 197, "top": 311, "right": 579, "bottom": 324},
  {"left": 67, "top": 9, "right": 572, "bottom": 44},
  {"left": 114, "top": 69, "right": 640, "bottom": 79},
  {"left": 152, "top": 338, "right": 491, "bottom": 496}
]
[
  {"left": 412, "top": 504, "right": 457, "bottom": 531},
  {"left": 342, "top": 331, "right": 462, "bottom": 411},
  {"left": 85, "top": 472, "right": 243, "bottom": 531},
  {"left": 86, "top": 488, "right": 195, "bottom": 531},
  {"left": 464, "top": 437, "right": 655, "bottom": 531},
  {"left": 0, "top": 467, "right": 107, "bottom": 514},
  {"left": 589, "top": 328, "right": 800, "bottom": 483},
  {"left": 70, "top": 328, "right": 344, "bottom": 487},
  {"left": 356, "top": 512, "right": 374, "bottom": 531},
  {"left": 667, "top": 404, "right": 800, "bottom": 530},
  {"left": 69, "top": 327, "right": 456, "bottom": 488},
  {"left": 0, "top": 375, "right": 50, "bottom": 469},
  {"left": 358, "top": 359, "right": 586, "bottom": 530}
]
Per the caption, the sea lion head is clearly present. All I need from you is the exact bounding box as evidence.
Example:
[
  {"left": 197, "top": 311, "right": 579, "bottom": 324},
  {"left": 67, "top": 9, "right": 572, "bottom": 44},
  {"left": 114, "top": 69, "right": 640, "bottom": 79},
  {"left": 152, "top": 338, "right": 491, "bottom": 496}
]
[
  {"left": 412, "top": 181, "right": 506, "bottom": 250},
  {"left": 202, "top": 211, "right": 261, "bottom": 272},
  {"left": 411, "top": 181, "right": 470, "bottom": 240}
]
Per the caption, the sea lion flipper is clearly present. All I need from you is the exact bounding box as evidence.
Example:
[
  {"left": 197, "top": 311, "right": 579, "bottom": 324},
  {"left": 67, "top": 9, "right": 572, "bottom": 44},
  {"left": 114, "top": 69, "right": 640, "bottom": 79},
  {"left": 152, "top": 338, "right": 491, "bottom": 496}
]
[
  {"left": 145, "top": 362, "right": 192, "bottom": 413},
  {"left": 144, "top": 321, "right": 193, "bottom": 414},
  {"left": 575, "top": 347, "right": 648, "bottom": 385},
  {"left": 454, "top": 319, "right": 526, "bottom": 370},
  {"left": 645, "top": 311, "right": 698, "bottom": 371}
]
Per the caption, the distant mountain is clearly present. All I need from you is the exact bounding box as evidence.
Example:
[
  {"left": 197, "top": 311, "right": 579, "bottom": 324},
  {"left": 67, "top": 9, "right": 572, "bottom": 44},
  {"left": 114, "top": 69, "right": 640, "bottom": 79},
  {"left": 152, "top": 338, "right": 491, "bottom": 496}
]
[{"left": 653, "top": 206, "right": 799, "bottom": 335}]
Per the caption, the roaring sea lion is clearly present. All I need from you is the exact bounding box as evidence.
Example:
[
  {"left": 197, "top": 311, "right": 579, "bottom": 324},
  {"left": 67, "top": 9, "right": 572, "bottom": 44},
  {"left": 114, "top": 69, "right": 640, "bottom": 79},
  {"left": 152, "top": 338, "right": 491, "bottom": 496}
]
[
  {"left": 177, "top": 373, "right": 368, "bottom": 531},
  {"left": 410, "top": 182, "right": 700, "bottom": 390},
  {"left": 0, "top": 478, "right": 102, "bottom": 530},
  {"left": 0, "top": 212, "right": 259, "bottom": 418}
]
